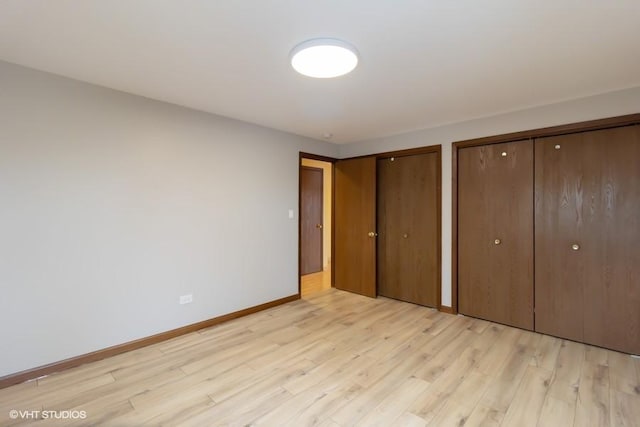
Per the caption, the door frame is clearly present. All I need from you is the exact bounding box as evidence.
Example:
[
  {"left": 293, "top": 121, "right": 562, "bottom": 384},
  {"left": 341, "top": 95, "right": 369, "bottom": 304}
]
[
  {"left": 451, "top": 113, "right": 640, "bottom": 314},
  {"left": 299, "top": 153, "right": 337, "bottom": 296}
]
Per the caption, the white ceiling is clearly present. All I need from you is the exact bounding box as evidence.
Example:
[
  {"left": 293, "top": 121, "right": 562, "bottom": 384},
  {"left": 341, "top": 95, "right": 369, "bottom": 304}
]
[{"left": 1, "top": 1, "right": 639, "bottom": 144}]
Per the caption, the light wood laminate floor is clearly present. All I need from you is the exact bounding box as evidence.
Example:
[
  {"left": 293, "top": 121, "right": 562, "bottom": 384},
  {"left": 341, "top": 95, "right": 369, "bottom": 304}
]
[
  {"left": 301, "top": 270, "right": 331, "bottom": 296},
  {"left": 1, "top": 288, "right": 639, "bottom": 426}
]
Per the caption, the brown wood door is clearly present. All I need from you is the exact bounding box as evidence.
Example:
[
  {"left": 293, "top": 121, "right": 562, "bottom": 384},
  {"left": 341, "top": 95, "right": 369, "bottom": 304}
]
[
  {"left": 300, "top": 166, "right": 323, "bottom": 275},
  {"left": 458, "top": 140, "right": 534, "bottom": 330},
  {"left": 377, "top": 153, "right": 439, "bottom": 307},
  {"left": 535, "top": 126, "right": 640, "bottom": 354},
  {"left": 334, "top": 156, "right": 377, "bottom": 297}
]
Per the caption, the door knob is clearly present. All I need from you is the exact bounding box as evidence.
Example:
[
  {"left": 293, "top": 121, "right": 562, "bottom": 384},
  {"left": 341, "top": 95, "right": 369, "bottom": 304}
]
[
  {"left": 316, "top": 224, "right": 323, "bottom": 229},
  {"left": 403, "top": 233, "right": 409, "bottom": 239},
  {"left": 571, "top": 243, "right": 580, "bottom": 251},
  {"left": 494, "top": 239, "right": 501, "bottom": 245},
  {"left": 368, "top": 232, "right": 378, "bottom": 238}
]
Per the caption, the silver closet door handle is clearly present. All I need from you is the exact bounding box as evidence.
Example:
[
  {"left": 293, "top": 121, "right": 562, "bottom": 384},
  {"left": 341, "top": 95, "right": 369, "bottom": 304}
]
[
  {"left": 494, "top": 239, "right": 501, "bottom": 245},
  {"left": 571, "top": 243, "right": 580, "bottom": 251}
]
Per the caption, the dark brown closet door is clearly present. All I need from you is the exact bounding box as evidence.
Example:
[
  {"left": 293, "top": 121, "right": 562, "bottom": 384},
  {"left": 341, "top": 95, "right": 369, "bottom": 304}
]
[
  {"left": 458, "top": 140, "right": 534, "bottom": 330},
  {"left": 377, "top": 153, "right": 439, "bottom": 307},
  {"left": 535, "top": 126, "right": 640, "bottom": 354},
  {"left": 334, "top": 157, "right": 377, "bottom": 297}
]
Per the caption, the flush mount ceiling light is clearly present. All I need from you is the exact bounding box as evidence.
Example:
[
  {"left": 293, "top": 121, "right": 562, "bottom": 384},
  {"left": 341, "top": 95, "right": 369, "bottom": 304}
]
[{"left": 290, "top": 38, "right": 359, "bottom": 78}]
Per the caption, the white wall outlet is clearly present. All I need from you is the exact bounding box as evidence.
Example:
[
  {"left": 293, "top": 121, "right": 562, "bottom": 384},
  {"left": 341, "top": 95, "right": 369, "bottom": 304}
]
[
  {"left": 179, "top": 294, "right": 193, "bottom": 305},
  {"left": 288, "top": 209, "right": 294, "bottom": 219}
]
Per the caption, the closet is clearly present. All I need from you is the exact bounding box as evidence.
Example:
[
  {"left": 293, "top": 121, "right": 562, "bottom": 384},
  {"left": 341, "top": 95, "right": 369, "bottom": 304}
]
[
  {"left": 335, "top": 148, "right": 441, "bottom": 308},
  {"left": 456, "top": 117, "right": 640, "bottom": 354}
]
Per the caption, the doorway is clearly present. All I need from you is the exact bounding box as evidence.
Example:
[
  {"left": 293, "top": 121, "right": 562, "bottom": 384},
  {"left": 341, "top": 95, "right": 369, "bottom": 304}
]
[{"left": 300, "top": 156, "right": 333, "bottom": 297}]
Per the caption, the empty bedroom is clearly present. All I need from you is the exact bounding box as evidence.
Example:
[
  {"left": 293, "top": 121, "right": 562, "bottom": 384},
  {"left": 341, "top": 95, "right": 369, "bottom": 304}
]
[{"left": 1, "top": 1, "right": 639, "bottom": 426}]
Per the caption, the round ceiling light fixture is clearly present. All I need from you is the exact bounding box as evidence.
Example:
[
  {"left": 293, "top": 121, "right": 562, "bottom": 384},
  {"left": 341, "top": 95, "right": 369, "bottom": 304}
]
[{"left": 290, "top": 38, "right": 359, "bottom": 78}]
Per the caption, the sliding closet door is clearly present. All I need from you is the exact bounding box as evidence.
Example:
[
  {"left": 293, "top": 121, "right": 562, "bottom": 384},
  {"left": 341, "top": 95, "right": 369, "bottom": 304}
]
[
  {"left": 458, "top": 140, "right": 534, "bottom": 329},
  {"left": 377, "top": 153, "right": 439, "bottom": 307},
  {"left": 535, "top": 126, "right": 640, "bottom": 354},
  {"left": 334, "top": 157, "right": 377, "bottom": 297}
]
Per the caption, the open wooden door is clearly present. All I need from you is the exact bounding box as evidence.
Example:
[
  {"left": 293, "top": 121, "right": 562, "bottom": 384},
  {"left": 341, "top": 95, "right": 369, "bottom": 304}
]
[
  {"left": 334, "top": 156, "right": 377, "bottom": 297},
  {"left": 300, "top": 166, "right": 323, "bottom": 275}
]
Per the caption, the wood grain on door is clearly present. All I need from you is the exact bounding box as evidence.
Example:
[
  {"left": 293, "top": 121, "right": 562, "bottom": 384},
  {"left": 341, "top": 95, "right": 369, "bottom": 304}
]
[
  {"left": 535, "top": 125, "right": 640, "bottom": 354},
  {"left": 377, "top": 153, "right": 439, "bottom": 307},
  {"left": 458, "top": 140, "right": 534, "bottom": 330}
]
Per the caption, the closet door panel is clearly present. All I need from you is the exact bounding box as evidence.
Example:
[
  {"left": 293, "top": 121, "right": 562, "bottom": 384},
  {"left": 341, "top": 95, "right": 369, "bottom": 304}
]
[
  {"left": 377, "top": 153, "right": 439, "bottom": 307},
  {"left": 535, "top": 126, "right": 640, "bottom": 354},
  {"left": 458, "top": 140, "right": 534, "bottom": 329},
  {"left": 585, "top": 126, "right": 640, "bottom": 354},
  {"left": 377, "top": 157, "right": 402, "bottom": 302},
  {"left": 534, "top": 133, "right": 588, "bottom": 343},
  {"left": 334, "top": 157, "right": 377, "bottom": 298}
]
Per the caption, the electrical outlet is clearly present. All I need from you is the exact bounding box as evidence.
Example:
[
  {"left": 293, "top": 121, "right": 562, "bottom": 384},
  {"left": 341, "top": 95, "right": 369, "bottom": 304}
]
[{"left": 179, "top": 294, "right": 193, "bottom": 305}]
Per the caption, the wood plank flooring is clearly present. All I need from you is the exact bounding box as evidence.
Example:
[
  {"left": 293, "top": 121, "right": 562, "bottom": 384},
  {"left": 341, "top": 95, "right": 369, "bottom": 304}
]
[
  {"left": 1, "top": 288, "right": 639, "bottom": 426},
  {"left": 301, "top": 270, "right": 331, "bottom": 296}
]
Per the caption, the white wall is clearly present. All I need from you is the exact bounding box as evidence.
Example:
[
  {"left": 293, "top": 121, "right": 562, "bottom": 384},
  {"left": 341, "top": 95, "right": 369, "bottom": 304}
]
[
  {"left": 0, "top": 60, "right": 337, "bottom": 378},
  {"left": 339, "top": 87, "right": 640, "bottom": 307}
]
